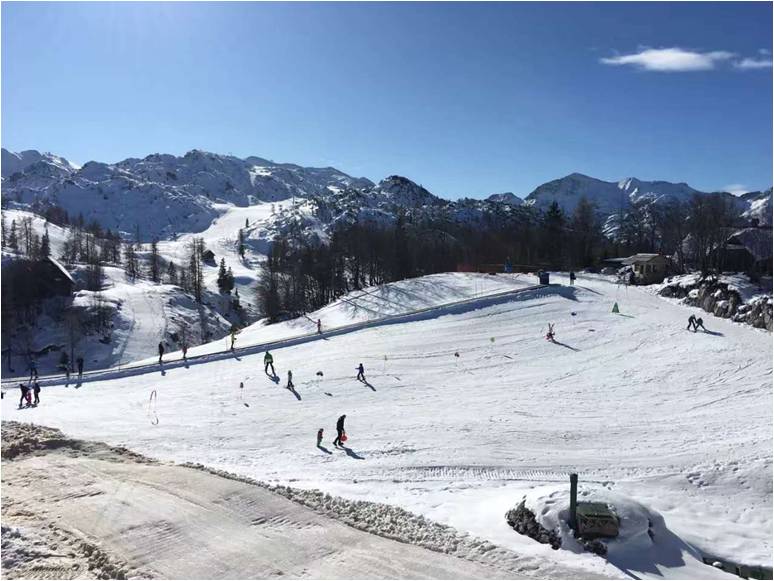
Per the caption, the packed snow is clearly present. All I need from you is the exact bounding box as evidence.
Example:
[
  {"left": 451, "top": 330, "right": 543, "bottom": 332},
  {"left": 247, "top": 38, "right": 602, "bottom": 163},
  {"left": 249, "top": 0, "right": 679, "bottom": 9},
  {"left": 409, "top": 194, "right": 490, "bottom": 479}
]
[{"left": 2, "top": 272, "right": 771, "bottom": 579}]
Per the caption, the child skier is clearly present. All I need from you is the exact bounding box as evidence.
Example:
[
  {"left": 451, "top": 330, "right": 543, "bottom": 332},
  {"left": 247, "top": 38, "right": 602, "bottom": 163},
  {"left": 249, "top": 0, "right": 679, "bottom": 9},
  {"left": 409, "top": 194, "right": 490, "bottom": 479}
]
[
  {"left": 317, "top": 428, "right": 324, "bottom": 447},
  {"left": 545, "top": 323, "right": 555, "bottom": 342},
  {"left": 287, "top": 370, "right": 294, "bottom": 389},
  {"left": 695, "top": 317, "right": 707, "bottom": 332},
  {"left": 356, "top": 363, "right": 365, "bottom": 382},
  {"left": 264, "top": 351, "right": 275, "bottom": 376}
]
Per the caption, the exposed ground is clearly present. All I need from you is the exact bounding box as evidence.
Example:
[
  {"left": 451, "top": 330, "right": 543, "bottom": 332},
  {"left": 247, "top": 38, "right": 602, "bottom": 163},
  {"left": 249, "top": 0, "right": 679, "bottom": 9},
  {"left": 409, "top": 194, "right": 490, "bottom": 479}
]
[{"left": 1, "top": 421, "right": 608, "bottom": 579}]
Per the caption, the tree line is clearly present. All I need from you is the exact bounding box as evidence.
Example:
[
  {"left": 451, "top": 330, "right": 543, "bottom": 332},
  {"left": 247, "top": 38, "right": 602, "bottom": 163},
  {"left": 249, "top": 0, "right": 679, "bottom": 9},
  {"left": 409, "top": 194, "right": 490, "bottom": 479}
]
[{"left": 256, "top": 193, "right": 747, "bottom": 321}]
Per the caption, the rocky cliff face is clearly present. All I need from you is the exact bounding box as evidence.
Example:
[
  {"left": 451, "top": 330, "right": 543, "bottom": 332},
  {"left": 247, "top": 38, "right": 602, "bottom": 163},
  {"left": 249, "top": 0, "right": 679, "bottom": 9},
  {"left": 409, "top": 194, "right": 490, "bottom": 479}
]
[{"left": 659, "top": 275, "right": 772, "bottom": 331}]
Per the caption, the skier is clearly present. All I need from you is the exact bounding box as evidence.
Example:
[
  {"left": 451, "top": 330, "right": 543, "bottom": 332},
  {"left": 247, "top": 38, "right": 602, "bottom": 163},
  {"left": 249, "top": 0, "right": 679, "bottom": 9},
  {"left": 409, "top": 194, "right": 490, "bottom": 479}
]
[
  {"left": 287, "top": 369, "right": 294, "bottom": 389},
  {"left": 317, "top": 319, "right": 322, "bottom": 334},
  {"left": 230, "top": 329, "right": 237, "bottom": 350},
  {"left": 18, "top": 383, "right": 28, "bottom": 408},
  {"left": 76, "top": 356, "right": 84, "bottom": 379},
  {"left": 158, "top": 342, "right": 165, "bottom": 364},
  {"left": 695, "top": 317, "right": 707, "bottom": 332},
  {"left": 333, "top": 414, "right": 347, "bottom": 447},
  {"left": 317, "top": 428, "right": 324, "bottom": 447},
  {"left": 264, "top": 351, "right": 275, "bottom": 376},
  {"left": 28, "top": 358, "right": 38, "bottom": 382},
  {"left": 687, "top": 315, "right": 697, "bottom": 331},
  {"left": 356, "top": 363, "right": 366, "bottom": 382},
  {"left": 569, "top": 271, "right": 576, "bottom": 285},
  {"left": 181, "top": 341, "right": 188, "bottom": 360},
  {"left": 32, "top": 382, "right": 40, "bottom": 406},
  {"left": 546, "top": 323, "right": 555, "bottom": 342},
  {"left": 59, "top": 352, "right": 70, "bottom": 381}
]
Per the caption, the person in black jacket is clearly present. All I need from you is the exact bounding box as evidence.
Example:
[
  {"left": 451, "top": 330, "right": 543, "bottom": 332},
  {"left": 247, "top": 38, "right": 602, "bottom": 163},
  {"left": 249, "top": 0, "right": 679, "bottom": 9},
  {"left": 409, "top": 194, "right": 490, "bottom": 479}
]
[
  {"left": 76, "top": 356, "right": 84, "bottom": 379},
  {"left": 158, "top": 342, "right": 165, "bottom": 364},
  {"left": 333, "top": 414, "right": 347, "bottom": 447},
  {"left": 32, "top": 382, "right": 40, "bottom": 405},
  {"left": 18, "top": 383, "right": 28, "bottom": 408}
]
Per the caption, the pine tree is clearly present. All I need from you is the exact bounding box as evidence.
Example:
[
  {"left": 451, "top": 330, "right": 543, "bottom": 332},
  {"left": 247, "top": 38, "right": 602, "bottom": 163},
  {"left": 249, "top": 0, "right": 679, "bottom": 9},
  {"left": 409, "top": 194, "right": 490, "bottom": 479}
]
[
  {"left": 238, "top": 229, "right": 245, "bottom": 259},
  {"left": 8, "top": 220, "right": 17, "bottom": 251},
  {"left": 225, "top": 266, "right": 235, "bottom": 293},
  {"left": 124, "top": 242, "right": 139, "bottom": 280},
  {"left": 217, "top": 258, "right": 228, "bottom": 293},
  {"left": 40, "top": 228, "right": 51, "bottom": 258},
  {"left": 1, "top": 213, "right": 6, "bottom": 248},
  {"left": 166, "top": 261, "right": 178, "bottom": 286},
  {"left": 149, "top": 239, "right": 161, "bottom": 283}
]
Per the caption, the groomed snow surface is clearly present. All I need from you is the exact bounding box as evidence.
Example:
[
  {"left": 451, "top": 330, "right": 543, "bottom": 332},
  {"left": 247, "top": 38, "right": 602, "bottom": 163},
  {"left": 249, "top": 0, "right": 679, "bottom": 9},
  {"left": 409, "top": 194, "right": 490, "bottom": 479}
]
[{"left": 3, "top": 272, "right": 771, "bottom": 579}]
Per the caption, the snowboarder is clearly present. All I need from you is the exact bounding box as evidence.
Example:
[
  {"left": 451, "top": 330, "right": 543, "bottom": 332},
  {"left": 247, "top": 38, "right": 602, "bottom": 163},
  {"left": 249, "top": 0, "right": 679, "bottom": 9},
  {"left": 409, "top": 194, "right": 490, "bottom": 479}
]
[
  {"left": 545, "top": 323, "right": 555, "bottom": 342},
  {"left": 317, "top": 428, "right": 324, "bottom": 447},
  {"left": 264, "top": 351, "right": 275, "bottom": 376},
  {"left": 18, "top": 383, "right": 27, "bottom": 408},
  {"left": 695, "top": 317, "right": 707, "bottom": 332},
  {"left": 32, "top": 382, "right": 40, "bottom": 405},
  {"left": 76, "top": 356, "right": 84, "bottom": 379},
  {"left": 317, "top": 319, "right": 322, "bottom": 334},
  {"left": 569, "top": 271, "right": 576, "bottom": 285},
  {"left": 333, "top": 414, "right": 347, "bottom": 447},
  {"left": 287, "top": 370, "right": 294, "bottom": 389},
  {"left": 28, "top": 358, "right": 38, "bottom": 382},
  {"left": 356, "top": 363, "right": 365, "bottom": 382},
  {"left": 158, "top": 342, "right": 165, "bottom": 364}
]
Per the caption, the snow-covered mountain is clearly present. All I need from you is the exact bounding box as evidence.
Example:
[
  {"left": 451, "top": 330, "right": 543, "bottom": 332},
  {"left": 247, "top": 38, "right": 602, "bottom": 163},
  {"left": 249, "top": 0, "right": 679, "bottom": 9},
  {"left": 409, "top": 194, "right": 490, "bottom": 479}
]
[
  {"left": 486, "top": 192, "right": 524, "bottom": 206},
  {"left": 1, "top": 148, "right": 80, "bottom": 179},
  {"left": 524, "top": 172, "right": 700, "bottom": 215},
  {"left": 1, "top": 148, "right": 375, "bottom": 241},
  {"left": 3, "top": 148, "right": 771, "bottom": 244},
  {"left": 740, "top": 188, "right": 773, "bottom": 225}
]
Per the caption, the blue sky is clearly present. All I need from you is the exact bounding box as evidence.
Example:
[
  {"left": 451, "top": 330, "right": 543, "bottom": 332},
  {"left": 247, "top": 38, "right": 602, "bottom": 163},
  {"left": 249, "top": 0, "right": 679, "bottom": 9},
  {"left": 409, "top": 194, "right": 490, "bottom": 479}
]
[{"left": 2, "top": 2, "right": 772, "bottom": 198}]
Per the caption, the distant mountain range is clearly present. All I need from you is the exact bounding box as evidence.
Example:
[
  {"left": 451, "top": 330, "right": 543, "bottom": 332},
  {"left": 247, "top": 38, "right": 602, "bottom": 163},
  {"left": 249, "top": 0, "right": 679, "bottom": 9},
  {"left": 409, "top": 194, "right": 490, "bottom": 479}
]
[{"left": 2, "top": 148, "right": 770, "bottom": 243}]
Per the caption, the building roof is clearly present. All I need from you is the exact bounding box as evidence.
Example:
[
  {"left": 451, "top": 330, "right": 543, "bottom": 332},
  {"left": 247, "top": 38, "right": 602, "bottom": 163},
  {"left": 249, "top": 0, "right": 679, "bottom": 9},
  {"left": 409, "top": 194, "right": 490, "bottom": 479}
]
[
  {"left": 726, "top": 228, "right": 773, "bottom": 262},
  {"left": 47, "top": 256, "right": 75, "bottom": 284},
  {"left": 622, "top": 253, "right": 664, "bottom": 265}
]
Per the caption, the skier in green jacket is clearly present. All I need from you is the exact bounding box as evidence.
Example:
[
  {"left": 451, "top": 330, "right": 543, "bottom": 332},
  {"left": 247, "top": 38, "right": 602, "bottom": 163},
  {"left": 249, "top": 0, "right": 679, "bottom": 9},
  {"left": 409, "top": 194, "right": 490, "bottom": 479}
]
[{"left": 264, "top": 351, "right": 275, "bottom": 376}]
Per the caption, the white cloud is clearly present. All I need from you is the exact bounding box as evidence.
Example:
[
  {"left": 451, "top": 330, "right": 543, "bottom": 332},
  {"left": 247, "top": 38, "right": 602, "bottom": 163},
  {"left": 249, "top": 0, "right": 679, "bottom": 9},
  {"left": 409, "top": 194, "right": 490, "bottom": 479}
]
[
  {"left": 600, "top": 47, "right": 735, "bottom": 71},
  {"left": 734, "top": 57, "right": 773, "bottom": 70},
  {"left": 723, "top": 184, "right": 750, "bottom": 197}
]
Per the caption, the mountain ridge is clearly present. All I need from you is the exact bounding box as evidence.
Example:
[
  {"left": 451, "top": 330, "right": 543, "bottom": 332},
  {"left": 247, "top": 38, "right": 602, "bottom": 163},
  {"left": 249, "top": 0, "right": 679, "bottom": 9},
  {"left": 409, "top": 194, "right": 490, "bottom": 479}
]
[{"left": 2, "top": 148, "right": 770, "bottom": 241}]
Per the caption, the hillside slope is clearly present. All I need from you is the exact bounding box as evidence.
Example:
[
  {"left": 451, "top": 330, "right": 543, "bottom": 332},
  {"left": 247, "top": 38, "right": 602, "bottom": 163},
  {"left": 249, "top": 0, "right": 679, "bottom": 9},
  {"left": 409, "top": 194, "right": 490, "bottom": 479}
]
[{"left": 5, "top": 272, "right": 770, "bottom": 579}]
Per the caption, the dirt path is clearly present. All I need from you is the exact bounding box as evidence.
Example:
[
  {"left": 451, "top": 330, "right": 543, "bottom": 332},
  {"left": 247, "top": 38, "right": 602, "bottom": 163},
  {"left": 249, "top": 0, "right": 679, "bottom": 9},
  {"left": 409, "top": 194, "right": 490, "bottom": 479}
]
[{"left": 0, "top": 422, "right": 548, "bottom": 580}]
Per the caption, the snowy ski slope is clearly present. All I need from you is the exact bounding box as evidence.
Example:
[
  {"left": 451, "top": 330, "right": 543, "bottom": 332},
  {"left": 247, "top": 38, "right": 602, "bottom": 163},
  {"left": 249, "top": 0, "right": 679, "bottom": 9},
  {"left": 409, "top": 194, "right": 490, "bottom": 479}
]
[{"left": 3, "top": 273, "right": 771, "bottom": 579}]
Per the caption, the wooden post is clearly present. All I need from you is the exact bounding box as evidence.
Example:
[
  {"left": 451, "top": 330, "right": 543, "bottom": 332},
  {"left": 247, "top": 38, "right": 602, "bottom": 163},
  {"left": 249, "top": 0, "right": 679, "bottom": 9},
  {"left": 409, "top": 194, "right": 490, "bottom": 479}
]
[{"left": 569, "top": 473, "right": 578, "bottom": 531}]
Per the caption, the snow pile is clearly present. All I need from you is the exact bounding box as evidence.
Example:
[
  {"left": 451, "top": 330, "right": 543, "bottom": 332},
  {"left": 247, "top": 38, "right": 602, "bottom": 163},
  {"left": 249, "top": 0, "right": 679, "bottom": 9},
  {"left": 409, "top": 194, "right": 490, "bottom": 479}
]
[{"left": 512, "top": 485, "right": 726, "bottom": 579}]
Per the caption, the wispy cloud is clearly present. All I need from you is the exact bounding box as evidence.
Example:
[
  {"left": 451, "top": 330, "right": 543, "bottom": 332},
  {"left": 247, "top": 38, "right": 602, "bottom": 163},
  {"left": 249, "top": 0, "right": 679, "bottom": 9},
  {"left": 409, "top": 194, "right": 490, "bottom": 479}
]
[
  {"left": 601, "top": 47, "right": 773, "bottom": 72},
  {"left": 600, "top": 47, "right": 734, "bottom": 71},
  {"left": 734, "top": 57, "right": 773, "bottom": 70},
  {"left": 723, "top": 184, "right": 750, "bottom": 196}
]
